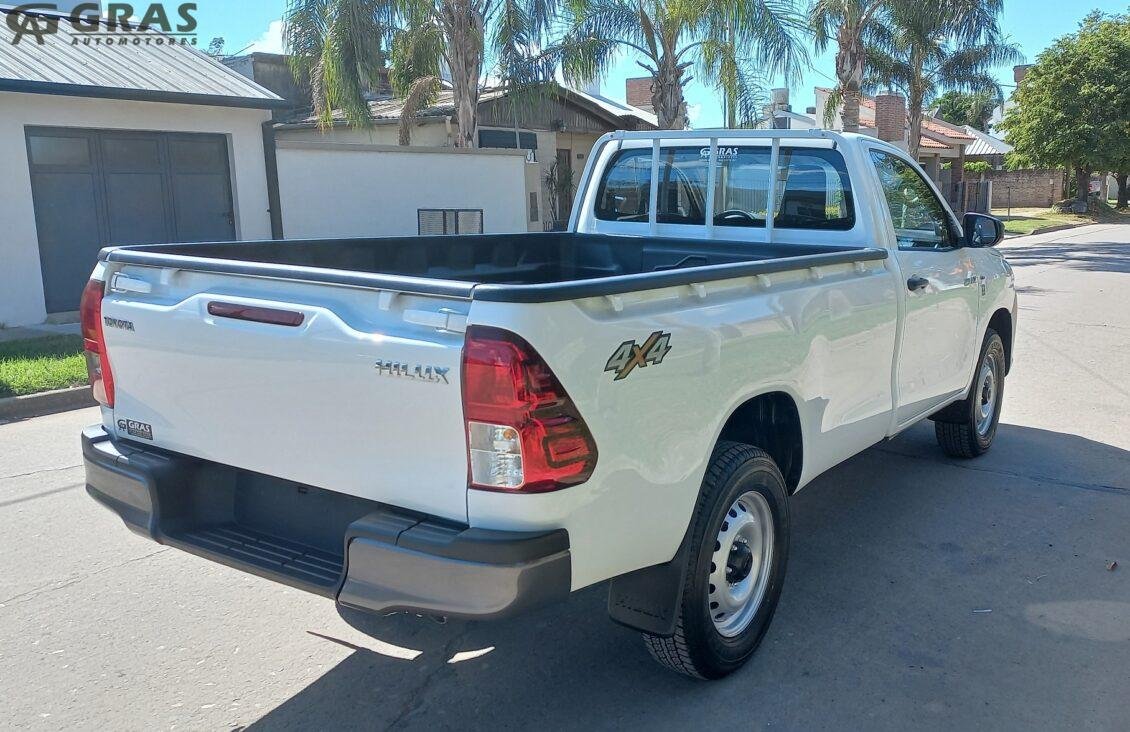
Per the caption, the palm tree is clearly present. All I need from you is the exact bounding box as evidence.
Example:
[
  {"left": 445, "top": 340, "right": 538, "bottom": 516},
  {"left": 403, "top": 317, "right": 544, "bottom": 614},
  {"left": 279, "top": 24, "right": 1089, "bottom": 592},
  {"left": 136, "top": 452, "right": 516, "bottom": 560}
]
[
  {"left": 555, "top": 0, "right": 809, "bottom": 129},
  {"left": 284, "top": 0, "right": 393, "bottom": 130},
  {"left": 810, "top": 0, "right": 890, "bottom": 133},
  {"left": 285, "top": 0, "right": 559, "bottom": 146},
  {"left": 866, "top": 0, "right": 1022, "bottom": 159}
]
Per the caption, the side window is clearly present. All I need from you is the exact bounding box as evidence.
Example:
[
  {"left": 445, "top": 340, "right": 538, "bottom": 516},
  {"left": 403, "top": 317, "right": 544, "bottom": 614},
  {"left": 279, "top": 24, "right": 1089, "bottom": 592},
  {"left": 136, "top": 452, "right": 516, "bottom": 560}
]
[
  {"left": 869, "top": 150, "right": 957, "bottom": 250},
  {"left": 594, "top": 149, "right": 651, "bottom": 222}
]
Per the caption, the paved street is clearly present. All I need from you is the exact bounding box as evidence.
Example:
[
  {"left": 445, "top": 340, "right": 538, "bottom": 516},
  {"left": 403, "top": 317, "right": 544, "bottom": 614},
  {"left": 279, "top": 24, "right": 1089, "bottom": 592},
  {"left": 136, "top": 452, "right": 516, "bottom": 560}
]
[{"left": 2, "top": 224, "right": 1128, "bottom": 730}]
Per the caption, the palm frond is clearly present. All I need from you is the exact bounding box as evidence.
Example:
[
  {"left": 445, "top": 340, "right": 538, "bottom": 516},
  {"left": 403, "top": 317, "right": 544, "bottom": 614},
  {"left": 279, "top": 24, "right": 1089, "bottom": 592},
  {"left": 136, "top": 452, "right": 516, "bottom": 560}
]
[
  {"left": 398, "top": 74, "right": 440, "bottom": 145},
  {"left": 726, "top": 0, "right": 810, "bottom": 87}
]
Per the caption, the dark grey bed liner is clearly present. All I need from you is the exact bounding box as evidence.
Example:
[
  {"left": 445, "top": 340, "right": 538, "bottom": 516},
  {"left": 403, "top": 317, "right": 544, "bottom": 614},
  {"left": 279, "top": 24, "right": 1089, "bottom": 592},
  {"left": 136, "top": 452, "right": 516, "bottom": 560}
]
[{"left": 100, "top": 232, "right": 888, "bottom": 304}]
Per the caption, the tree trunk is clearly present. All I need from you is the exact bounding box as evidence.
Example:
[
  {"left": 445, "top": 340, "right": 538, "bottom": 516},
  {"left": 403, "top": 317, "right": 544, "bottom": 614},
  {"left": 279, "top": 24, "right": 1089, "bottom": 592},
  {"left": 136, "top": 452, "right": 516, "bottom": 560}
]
[
  {"left": 1115, "top": 172, "right": 1128, "bottom": 209},
  {"left": 652, "top": 55, "right": 688, "bottom": 130},
  {"left": 442, "top": 0, "right": 484, "bottom": 148},
  {"left": 835, "top": 25, "right": 864, "bottom": 133},
  {"left": 907, "top": 88, "right": 923, "bottom": 161},
  {"left": 1074, "top": 166, "right": 1090, "bottom": 211}
]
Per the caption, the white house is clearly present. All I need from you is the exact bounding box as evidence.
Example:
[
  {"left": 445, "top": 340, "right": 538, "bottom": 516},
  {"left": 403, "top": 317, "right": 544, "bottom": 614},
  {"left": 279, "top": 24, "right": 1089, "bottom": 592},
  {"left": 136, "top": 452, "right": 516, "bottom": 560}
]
[{"left": 0, "top": 8, "right": 286, "bottom": 327}]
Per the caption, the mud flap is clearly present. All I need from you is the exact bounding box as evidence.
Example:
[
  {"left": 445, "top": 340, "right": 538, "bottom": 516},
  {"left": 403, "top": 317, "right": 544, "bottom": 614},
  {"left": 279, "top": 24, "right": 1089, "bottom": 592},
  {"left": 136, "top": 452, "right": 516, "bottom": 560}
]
[{"left": 606, "top": 527, "right": 693, "bottom": 637}]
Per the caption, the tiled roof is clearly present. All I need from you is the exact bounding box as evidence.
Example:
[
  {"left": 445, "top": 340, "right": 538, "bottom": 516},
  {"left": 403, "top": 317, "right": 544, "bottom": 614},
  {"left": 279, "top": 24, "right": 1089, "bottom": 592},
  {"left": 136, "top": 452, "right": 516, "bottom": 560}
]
[{"left": 922, "top": 117, "right": 974, "bottom": 140}]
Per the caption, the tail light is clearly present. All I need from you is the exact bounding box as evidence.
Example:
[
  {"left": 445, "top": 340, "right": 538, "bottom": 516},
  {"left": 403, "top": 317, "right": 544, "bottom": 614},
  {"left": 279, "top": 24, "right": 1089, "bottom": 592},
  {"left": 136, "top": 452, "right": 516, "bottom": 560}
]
[
  {"left": 462, "top": 326, "right": 597, "bottom": 493},
  {"left": 79, "top": 278, "right": 115, "bottom": 407}
]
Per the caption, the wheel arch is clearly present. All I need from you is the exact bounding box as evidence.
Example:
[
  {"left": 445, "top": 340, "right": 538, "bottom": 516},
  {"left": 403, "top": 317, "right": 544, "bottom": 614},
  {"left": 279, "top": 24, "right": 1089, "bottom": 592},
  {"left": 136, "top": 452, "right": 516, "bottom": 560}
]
[
  {"left": 988, "top": 308, "right": 1014, "bottom": 374},
  {"left": 715, "top": 390, "right": 804, "bottom": 493}
]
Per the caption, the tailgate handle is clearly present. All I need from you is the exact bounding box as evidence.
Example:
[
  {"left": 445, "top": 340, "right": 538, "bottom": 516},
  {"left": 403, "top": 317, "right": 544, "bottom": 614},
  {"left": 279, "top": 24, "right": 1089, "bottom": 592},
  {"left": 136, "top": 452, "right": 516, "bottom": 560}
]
[
  {"left": 207, "top": 301, "right": 305, "bottom": 327},
  {"left": 110, "top": 273, "right": 153, "bottom": 294}
]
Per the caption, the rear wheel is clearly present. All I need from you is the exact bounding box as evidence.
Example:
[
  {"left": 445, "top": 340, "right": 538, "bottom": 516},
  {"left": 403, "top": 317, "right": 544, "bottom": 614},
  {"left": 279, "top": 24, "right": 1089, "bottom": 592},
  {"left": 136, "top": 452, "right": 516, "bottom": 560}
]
[
  {"left": 643, "top": 442, "right": 789, "bottom": 679},
  {"left": 935, "top": 330, "right": 1005, "bottom": 458}
]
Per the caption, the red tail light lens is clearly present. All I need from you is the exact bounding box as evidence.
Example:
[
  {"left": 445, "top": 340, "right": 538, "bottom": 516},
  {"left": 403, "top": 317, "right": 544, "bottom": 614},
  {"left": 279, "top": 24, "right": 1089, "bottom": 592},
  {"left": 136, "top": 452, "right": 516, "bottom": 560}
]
[
  {"left": 462, "top": 326, "right": 597, "bottom": 493},
  {"left": 79, "top": 278, "right": 115, "bottom": 407}
]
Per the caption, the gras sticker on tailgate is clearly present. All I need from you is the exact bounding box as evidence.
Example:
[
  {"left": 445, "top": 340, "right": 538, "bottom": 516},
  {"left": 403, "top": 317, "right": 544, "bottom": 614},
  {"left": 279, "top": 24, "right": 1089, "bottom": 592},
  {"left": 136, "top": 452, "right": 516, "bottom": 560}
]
[
  {"left": 117, "top": 418, "right": 153, "bottom": 441},
  {"left": 604, "top": 331, "right": 672, "bottom": 381}
]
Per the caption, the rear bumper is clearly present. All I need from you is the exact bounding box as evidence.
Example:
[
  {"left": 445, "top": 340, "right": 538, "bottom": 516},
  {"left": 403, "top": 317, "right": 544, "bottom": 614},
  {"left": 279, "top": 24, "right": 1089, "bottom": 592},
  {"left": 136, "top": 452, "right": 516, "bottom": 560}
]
[{"left": 82, "top": 425, "right": 570, "bottom": 619}]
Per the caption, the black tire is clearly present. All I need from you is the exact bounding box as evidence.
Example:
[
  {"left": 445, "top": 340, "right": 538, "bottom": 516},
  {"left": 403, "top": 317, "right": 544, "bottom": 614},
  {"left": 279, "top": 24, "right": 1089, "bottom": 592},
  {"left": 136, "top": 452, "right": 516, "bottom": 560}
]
[
  {"left": 642, "top": 442, "right": 789, "bottom": 679},
  {"left": 934, "top": 330, "right": 1006, "bottom": 458}
]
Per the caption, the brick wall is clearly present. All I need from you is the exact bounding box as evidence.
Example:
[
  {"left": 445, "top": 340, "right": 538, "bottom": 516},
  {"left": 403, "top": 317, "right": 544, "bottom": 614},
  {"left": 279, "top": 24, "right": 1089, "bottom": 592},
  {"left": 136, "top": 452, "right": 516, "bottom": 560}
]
[
  {"left": 625, "top": 77, "right": 654, "bottom": 112},
  {"left": 985, "top": 169, "right": 1065, "bottom": 208},
  {"left": 874, "top": 94, "right": 906, "bottom": 143}
]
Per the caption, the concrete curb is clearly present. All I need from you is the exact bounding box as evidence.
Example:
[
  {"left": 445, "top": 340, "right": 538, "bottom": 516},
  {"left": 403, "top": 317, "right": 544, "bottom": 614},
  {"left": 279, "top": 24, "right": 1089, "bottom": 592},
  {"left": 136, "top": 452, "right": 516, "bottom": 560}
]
[{"left": 0, "top": 386, "right": 96, "bottom": 422}]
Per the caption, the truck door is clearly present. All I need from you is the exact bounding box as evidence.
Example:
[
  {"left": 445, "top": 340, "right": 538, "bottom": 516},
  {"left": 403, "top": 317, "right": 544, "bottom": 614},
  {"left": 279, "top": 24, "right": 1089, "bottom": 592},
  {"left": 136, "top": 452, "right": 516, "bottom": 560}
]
[{"left": 868, "top": 149, "right": 980, "bottom": 426}]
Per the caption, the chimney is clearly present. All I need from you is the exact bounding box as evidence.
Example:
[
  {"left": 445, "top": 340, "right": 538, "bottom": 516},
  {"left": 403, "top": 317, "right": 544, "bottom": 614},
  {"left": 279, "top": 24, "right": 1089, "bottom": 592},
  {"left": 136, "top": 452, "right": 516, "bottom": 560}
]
[
  {"left": 626, "top": 77, "right": 654, "bottom": 112},
  {"left": 1013, "top": 64, "right": 1033, "bottom": 84},
  {"left": 875, "top": 93, "right": 907, "bottom": 146}
]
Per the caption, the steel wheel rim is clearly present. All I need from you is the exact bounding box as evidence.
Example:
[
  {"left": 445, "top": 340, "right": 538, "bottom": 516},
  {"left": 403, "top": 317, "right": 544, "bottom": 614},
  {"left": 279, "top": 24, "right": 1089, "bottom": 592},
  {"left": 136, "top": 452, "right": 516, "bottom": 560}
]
[
  {"left": 708, "top": 490, "right": 774, "bottom": 638},
  {"left": 976, "top": 354, "right": 998, "bottom": 436}
]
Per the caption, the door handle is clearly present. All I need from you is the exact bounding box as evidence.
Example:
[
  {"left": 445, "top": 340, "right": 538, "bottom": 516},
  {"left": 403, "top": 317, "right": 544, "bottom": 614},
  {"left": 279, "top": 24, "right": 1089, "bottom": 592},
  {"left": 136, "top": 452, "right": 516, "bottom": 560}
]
[{"left": 907, "top": 275, "right": 929, "bottom": 292}]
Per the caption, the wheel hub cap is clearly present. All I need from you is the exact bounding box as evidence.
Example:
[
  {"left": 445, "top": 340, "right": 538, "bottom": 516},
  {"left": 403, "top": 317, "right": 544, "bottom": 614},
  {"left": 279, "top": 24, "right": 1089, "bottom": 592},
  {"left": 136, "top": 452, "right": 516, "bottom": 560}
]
[
  {"left": 976, "top": 355, "right": 997, "bottom": 436},
  {"left": 727, "top": 542, "right": 754, "bottom": 583},
  {"left": 708, "top": 491, "right": 774, "bottom": 638}
]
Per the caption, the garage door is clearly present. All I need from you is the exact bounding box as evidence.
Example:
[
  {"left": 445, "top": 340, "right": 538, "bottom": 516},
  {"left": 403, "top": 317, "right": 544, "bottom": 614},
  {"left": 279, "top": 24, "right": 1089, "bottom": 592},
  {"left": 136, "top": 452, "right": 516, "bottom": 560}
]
[{"left": 26, "top": 127, "right": 236, "bottom": 313}]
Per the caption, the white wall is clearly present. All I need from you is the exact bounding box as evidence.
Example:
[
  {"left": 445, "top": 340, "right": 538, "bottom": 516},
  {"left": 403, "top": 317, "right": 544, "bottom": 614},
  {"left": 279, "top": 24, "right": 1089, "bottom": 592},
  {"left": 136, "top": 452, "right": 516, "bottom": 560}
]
[
  {"left": 277, "top": 121, "right": 452, "bottom": 147},
  {"left": 0, "top": 92, "right": 273, "bottom": 327},
  {"left": 275, "top": 140, "right": 528, "bottom": 238}
]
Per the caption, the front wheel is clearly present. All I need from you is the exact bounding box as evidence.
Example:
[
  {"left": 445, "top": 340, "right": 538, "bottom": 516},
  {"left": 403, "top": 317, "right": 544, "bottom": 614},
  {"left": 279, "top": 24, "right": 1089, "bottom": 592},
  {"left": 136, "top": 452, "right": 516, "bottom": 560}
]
[
  {"left": 935, "top": 330, "right": 1006, "bottom": 458},
  {"left": 643, "top": 442, "right": 789, "bottom": 679}
]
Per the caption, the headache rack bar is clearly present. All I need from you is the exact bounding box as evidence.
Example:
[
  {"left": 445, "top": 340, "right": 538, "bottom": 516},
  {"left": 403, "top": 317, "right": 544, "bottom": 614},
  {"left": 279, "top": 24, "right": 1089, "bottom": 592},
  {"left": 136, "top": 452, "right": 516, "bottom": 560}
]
[{"left": 577, "top": 128, "right": 855, "bottom": 244}]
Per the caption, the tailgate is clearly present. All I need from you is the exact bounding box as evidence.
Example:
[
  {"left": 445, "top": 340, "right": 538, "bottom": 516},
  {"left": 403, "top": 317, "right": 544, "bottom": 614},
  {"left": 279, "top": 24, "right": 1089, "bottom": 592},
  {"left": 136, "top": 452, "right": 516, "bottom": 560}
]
[{"left": 99, "top": 265, "right": 470, "bottom": 523}]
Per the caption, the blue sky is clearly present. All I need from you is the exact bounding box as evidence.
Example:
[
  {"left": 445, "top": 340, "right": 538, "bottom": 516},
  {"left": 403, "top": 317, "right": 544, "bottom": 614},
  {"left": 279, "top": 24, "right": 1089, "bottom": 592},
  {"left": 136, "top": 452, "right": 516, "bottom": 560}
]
[{"left": 198, "top": 0, "right": 1126, "bottom": 128}]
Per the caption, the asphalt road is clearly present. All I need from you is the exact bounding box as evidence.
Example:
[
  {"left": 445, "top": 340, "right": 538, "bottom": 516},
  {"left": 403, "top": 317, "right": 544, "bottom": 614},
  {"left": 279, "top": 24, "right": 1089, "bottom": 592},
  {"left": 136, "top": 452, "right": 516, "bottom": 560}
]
[{"left": 2, "top": 224, "right": 1128, "bottom": 730}]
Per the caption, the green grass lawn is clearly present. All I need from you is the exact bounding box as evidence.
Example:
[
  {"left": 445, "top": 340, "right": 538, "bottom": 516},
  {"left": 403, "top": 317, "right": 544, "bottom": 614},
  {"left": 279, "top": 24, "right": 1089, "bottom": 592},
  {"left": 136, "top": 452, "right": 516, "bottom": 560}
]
[
  {"left": 0, "top": 335, "right": 88, "bottom": 398},
  {"left": 992, "top": 208, "right": 1082, "bottom": 235},
  {"left": 993, "top": 202, "right": 1129, "bottom": 235}
]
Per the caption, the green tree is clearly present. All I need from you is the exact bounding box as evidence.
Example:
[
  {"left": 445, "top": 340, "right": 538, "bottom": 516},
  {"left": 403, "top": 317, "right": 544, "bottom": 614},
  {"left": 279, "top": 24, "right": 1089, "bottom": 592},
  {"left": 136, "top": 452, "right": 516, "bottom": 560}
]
[
  {"left": 934, "top": 89, "right": 997, "bottom": 130},
  {"left": 285, "top": 0, "right": 558, "bottom": 146},
  {"left": 284, "top": 0, "right": 393, "bottom": 130},
  {"left": 1000, "top": 11, "right": 1130, "bottom": 209},
  {"left": 810, "top": 0, "right": 892, "bottom": 133},
  {"left": 867, "top": 0, "right": 1022, "bottom": 159},
  {"left": 555, "top": 0, "right": 809, "bottom": 129}
]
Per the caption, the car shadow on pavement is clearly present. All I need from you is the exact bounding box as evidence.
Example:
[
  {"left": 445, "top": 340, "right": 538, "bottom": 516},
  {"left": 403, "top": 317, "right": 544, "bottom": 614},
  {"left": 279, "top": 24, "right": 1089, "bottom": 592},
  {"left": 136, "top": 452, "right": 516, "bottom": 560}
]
[
  {"left": 1003, "top": 235, "right": 1130, "bottom": 275},
  {"left": 244, "top": 422, "right": 1130, "bottom": 731}
]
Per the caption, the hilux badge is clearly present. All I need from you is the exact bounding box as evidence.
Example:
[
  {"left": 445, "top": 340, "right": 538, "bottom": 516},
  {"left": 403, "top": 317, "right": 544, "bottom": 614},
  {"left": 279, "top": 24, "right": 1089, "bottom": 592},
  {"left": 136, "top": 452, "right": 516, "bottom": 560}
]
[{"left": 374, "top": 360, "right": 450, "bottom": 384}]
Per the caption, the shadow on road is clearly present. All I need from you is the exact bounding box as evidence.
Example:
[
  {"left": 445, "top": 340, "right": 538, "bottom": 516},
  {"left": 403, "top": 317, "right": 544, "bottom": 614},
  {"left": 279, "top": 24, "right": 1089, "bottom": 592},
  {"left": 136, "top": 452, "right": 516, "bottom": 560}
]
[
  {"left": 245, "top": 423, "right": 1130, "bottom": 730},
  {"left": 1004, "top": 233, "right": 1130, "bottom": 275}
]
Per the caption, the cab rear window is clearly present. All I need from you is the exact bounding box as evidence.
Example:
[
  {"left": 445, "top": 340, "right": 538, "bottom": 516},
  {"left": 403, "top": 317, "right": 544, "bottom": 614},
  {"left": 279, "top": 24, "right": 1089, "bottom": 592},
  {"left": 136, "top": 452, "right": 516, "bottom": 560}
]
[{"left": 594, "top": 146, "right": 855, "bottom": 231}]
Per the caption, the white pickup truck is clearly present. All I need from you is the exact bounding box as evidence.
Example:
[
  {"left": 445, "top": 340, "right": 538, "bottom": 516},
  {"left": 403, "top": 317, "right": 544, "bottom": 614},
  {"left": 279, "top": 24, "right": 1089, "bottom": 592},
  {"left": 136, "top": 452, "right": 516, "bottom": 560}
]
[{"left": 82, "top": 129, "right": 1015, "bottom": 679}]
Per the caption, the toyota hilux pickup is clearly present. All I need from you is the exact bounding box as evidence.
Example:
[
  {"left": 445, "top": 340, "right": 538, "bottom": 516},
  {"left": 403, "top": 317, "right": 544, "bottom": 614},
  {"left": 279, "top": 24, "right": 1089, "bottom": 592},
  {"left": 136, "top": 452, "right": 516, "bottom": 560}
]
[{"left": 82, "top": 129, "right": 1015, "bottom": 679}]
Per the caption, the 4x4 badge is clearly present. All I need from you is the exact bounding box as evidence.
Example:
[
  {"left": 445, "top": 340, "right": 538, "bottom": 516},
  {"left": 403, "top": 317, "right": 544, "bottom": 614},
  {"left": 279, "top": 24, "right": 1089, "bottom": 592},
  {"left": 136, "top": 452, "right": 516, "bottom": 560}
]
[{"left": 605, "top": 331, "right": 672, "bottom": 381}]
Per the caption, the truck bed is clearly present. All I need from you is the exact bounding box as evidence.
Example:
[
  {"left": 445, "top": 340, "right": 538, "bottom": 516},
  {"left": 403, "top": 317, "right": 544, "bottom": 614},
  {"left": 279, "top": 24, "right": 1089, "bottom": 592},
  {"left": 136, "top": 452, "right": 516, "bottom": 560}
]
[{"left": 101, "top": 232, "right": 887, "bottom": 303}]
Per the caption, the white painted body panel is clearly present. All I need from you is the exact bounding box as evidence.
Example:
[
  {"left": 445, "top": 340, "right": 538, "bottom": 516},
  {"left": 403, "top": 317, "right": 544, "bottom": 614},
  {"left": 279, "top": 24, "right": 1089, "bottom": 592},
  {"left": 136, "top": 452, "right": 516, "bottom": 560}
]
[
  {"left": 101, "top": 268, "right": 471, "bottom": 523},
  {"left": 94, "top": 131, "right": 1016, "bottom": 593}
]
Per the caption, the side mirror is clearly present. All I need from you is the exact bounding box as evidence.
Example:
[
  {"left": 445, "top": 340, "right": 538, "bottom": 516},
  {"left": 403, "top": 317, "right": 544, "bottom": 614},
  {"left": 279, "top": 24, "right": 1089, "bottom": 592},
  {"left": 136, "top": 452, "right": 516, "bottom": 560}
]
[{"left": 963, "top": 212, "right": 1004, "bottom": 248}]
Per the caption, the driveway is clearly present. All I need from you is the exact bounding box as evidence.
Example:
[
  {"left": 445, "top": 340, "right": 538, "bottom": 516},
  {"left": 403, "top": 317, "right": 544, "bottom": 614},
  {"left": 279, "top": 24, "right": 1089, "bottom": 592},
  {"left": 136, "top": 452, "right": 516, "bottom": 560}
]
[{"left": 2, "top": 225, "right": 1128, "bottom": 730}]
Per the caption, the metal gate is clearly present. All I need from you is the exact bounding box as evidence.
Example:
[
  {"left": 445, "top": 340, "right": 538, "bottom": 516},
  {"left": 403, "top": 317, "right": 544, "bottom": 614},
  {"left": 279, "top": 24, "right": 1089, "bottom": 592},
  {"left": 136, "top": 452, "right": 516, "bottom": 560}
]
[{"left": 26, "top": 127, "right": 236, "bottom": 313}]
